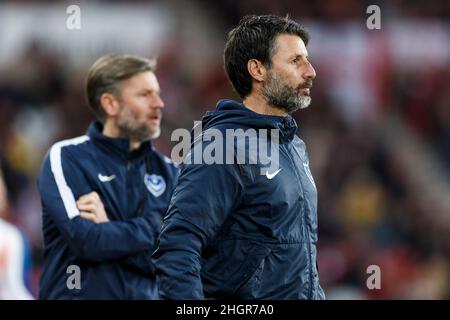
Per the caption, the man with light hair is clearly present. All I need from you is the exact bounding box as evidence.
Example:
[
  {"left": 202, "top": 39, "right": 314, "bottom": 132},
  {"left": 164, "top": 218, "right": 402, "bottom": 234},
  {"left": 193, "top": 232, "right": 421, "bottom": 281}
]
[{"left": 38, "top": 54, "right": 178, "bottom": 299}]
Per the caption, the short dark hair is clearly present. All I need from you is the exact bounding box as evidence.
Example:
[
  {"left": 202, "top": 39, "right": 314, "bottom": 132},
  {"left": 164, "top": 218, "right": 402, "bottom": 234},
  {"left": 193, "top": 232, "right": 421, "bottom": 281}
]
[
  {"left": 86, "top": 54, "right": 156, "bottom": 122},
  {"left": 224, "top": 15, "right": 310, "bottom": 99}
]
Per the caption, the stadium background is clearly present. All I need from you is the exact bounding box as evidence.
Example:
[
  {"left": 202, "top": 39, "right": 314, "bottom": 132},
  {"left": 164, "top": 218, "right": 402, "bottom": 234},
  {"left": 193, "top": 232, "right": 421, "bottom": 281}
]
[{"left": 0, "top": 0, "right": 449, "bottom": 299}]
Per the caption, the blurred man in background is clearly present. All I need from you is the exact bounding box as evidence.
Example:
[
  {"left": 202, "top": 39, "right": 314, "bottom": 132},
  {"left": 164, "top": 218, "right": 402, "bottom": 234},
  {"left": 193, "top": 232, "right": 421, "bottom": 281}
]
[
  {"left": 154, "top": 15, "right": 325, "bottom": 299},
  {"left": 0, "top": 169, "right": 34, "bottom": 300},
  {"left": 37, "top": 54, "right": 178, "bottom": 299}
]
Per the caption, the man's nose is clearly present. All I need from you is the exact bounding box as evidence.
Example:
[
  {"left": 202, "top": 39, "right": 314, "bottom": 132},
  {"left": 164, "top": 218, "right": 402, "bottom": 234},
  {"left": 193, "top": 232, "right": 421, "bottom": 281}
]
[
  {"left": 151, "top": 94, "right": 165, "bottom": 109},
  {"left": 303, "top": 61, "right": 316, "bottom": 80}
]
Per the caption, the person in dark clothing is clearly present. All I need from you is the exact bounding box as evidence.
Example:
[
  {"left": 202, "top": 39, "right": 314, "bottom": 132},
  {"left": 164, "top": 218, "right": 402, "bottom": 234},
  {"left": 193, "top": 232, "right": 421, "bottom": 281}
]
[
  {"left": 38, "top": 54, "right": 178, "bottom": 299},
  {"left": 153, "top": 15, "right": 325, "bottom": 299}
]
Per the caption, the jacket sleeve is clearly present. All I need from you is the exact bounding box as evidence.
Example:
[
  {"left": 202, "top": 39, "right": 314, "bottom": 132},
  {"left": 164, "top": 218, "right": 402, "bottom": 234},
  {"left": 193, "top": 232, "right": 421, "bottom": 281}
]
[
  {"left": 119, "top": 249, "right": 155, "bottom": 277},
  {"left": 117, "top": 216, "right": 161, "bottom": 276},
  {"left": 38, "top": 146, "right": 157, "bottom": 262},
  {"left": 153, "top": 162, "right": 243, "bottom": 299}
]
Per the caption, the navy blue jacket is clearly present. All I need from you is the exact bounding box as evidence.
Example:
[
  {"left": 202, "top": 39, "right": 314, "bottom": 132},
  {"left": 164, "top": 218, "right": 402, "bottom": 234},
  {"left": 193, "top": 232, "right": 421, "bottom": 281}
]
[
  {"left": 38, "top": 122, "right": 178, "bottom": 299},
  {"left": 154, "top": 99, "right": 325, "bottom": 300}
]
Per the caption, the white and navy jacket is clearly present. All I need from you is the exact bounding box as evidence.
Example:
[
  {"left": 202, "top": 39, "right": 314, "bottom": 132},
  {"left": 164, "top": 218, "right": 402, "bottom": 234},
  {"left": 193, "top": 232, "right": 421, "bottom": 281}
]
[{"left": 38, "top": 122, "right": 178, "bottom": 299}]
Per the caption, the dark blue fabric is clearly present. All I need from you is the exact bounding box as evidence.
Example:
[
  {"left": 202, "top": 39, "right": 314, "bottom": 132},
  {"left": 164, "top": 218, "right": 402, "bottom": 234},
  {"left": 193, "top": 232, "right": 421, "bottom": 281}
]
[
  {"left": 38, "top": 122, "right": 178, "bottom": 299},
  {"left": 154, "top": 100, "right": 325, "bottom": 300}
]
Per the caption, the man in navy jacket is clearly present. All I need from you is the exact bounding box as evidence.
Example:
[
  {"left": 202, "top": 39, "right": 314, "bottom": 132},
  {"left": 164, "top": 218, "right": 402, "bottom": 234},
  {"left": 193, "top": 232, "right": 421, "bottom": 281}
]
[
  {"left": 154, "top": 15, "right": 325, "bottom": 299},
  {"left": 38, "top": 54, "right": 178, "bottom": 299}
]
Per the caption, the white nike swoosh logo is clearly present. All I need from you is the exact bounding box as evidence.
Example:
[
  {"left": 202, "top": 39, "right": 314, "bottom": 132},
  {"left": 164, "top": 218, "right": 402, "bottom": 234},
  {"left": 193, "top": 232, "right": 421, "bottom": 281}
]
[
  {"left": 98, "top": 174, "right": 116, "bottom": 182},
  {"left": 265, "top": 168, "right": 282, "bottom": 179}
]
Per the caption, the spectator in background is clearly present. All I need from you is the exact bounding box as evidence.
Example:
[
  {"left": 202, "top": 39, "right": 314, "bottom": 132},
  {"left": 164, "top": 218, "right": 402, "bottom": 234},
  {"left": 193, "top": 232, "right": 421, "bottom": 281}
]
[
  {"left": 37, "top": 54, "right": 178, "bottom": 299},
  {"left": 0, "top": 169, "right": 34, "bottom": 300}
]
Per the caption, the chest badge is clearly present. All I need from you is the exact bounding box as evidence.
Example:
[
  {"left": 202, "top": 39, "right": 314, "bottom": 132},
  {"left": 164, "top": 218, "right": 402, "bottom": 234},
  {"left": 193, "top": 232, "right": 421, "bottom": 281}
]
[{"left": 144, "top": 174, "right": 166, "bottom": 197}]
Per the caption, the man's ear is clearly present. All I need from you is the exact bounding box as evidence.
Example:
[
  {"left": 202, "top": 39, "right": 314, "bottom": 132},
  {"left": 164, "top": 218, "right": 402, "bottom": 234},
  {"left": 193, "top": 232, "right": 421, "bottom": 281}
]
[
  {"left": 247, "top": 59, "right": 267, "bottom": 83},
  {"left": 100, "top": 93, "right": 120, "bottom": 117}
]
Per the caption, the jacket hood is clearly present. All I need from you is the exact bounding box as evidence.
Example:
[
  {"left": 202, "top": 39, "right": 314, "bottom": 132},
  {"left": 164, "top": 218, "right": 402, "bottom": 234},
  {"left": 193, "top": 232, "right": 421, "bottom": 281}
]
[{"left": 201, "top": 99, "right": 298, "bottom": 142}]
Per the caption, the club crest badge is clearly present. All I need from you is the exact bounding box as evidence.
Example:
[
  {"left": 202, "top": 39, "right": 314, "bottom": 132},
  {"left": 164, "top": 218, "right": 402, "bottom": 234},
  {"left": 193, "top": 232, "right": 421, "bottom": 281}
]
[{"left": 144, "top": 174, "right": 166, "bottom": 197}]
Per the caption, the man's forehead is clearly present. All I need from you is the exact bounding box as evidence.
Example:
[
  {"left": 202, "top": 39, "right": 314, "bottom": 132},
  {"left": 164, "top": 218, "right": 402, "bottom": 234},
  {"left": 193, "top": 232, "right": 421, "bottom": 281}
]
[
  {"left": 123, "top": 71, "right": 159, "bottom": 88},
  {"left": 274, "top": 33, "right": 308, "bottom": 56}
]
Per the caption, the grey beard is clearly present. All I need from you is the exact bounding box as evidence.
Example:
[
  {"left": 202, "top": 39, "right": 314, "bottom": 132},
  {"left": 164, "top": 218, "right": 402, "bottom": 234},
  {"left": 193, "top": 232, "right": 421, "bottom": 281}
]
[
  {"left": 263, "top": 74, "right": 312, "bottom": 113},
  {"left": 116, "top": 104, "right": 161, "bottom": 142},
  {"left": 269, "top": 93, "right": 311, "bottom": 113},
  {"left": 117, "top": 122, "right": 160, "bottom": 143}
]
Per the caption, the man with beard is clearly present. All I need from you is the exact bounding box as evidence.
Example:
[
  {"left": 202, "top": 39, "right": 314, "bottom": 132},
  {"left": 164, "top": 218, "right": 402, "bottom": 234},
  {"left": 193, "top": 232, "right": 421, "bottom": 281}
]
[
  {"left": 154, "top": 14, "right": 325, "bottom": 300},
  {"left": 37, "top": 54, "right": 178, "bottom": 299}
]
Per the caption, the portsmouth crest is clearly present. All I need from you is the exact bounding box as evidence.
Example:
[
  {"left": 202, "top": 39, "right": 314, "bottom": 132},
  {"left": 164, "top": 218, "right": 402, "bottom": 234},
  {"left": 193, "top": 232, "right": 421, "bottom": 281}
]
[{"left": 144, "top": 174, "right": 166, "bottom": 197}]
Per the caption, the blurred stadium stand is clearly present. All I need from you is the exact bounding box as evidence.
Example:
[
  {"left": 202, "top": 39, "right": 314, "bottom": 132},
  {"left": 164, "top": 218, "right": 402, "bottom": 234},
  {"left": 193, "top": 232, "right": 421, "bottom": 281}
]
[{"left": 0, "top": 0, "right": 448, "bottom": 299}]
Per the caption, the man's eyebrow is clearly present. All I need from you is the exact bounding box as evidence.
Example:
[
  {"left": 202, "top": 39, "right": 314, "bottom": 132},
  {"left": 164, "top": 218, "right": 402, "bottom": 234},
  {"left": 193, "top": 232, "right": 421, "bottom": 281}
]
[
  {"left": 290, "top": 54, "right": 309, "bottom": 60},
  {"left": 139, "top": 88, "right": 161, "bottom": 94}
]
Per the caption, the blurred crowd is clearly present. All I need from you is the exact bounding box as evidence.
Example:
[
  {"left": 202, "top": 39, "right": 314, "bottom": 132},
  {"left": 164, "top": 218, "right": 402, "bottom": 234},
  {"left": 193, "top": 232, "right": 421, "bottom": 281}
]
[{"left": 0, "top": 0, "right": 449, "bottom": 299}]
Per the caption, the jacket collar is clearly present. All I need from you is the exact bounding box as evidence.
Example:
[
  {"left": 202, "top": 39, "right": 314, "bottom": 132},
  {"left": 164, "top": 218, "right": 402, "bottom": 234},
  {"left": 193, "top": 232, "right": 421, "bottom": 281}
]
[
  {"left": 87, "top": 122, "right": 153, "bottom": 161},
  {"left": 203, "top": 99, "right": 298, "bottom": 142}
]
